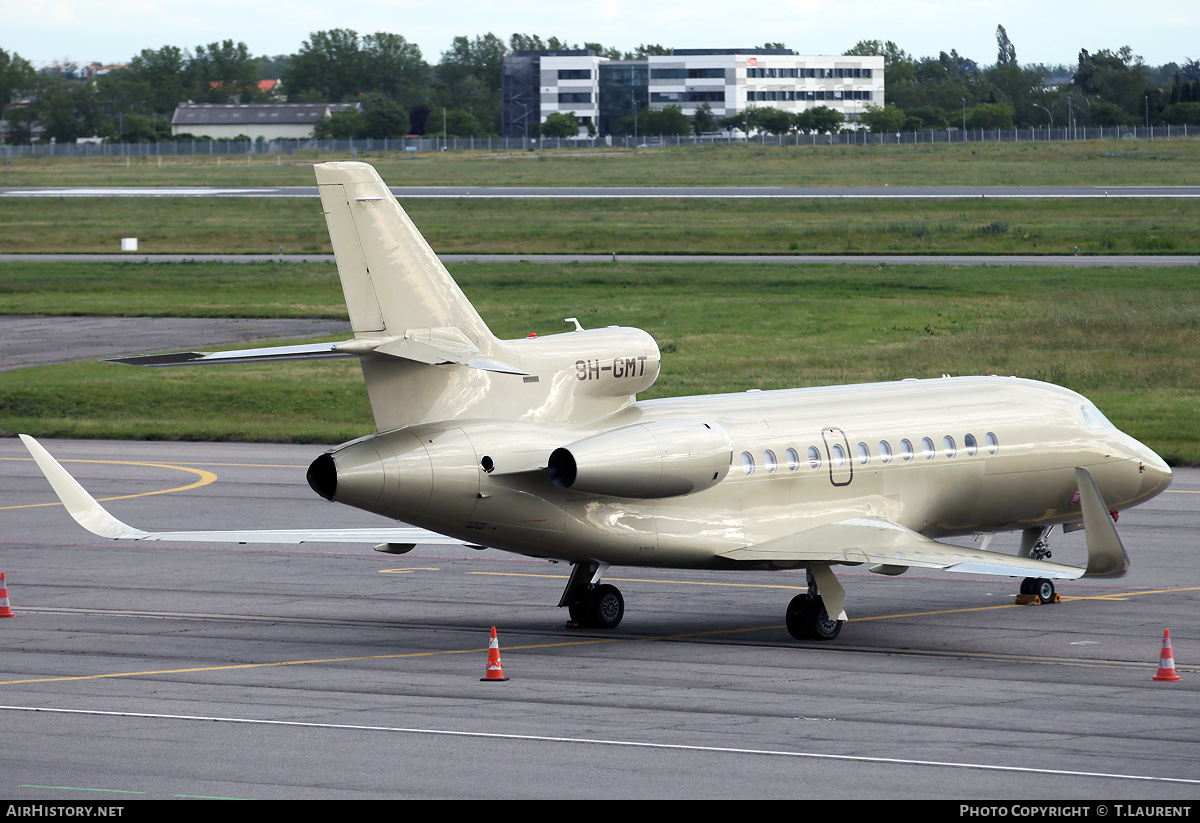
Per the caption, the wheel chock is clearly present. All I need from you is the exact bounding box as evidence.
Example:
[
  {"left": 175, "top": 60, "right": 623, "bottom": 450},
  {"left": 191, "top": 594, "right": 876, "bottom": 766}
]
[{"left": 1015, "top": 592, "right": 1061, "bottom": 605}]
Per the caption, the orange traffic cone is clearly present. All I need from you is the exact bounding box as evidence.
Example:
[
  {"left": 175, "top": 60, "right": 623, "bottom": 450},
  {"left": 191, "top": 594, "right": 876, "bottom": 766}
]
[
  {"left": 0, "top": 572, "right": 14, "bottom": 618},
  {"left": 480, "top": 626, "right": 509, "bottom": 682},
  {"left": 1152, "top": 629, "right": 1182, "bottom": 682}
]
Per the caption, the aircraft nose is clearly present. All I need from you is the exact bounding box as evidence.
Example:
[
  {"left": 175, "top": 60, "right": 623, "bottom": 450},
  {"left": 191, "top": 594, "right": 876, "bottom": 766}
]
[{"left": 1136, "top": 446, "right": 1173, "bottom": 501}]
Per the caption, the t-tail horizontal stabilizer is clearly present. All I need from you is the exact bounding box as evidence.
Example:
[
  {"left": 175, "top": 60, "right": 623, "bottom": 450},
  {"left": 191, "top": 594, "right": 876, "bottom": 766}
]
[
  {"left": 110, "top": 333, "right": 528, "bottom": 375},
  {"left": 109, "top": 342, "right": 354, "bottom": 367},
  {"left": 19, "top": 435, "right": 463, "bottom": 547}
]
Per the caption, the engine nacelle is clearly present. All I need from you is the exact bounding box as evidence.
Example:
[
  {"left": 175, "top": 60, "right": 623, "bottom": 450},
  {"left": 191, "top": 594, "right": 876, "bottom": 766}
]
[
  {"left": 547, "top": 420, "right": 732, "bottom": 499},
  {"left": 306, "top": 430, "right": 434, "bottom": 519}
]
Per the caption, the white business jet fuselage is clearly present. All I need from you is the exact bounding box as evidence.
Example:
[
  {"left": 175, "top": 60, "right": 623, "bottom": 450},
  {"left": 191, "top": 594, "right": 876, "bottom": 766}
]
[{"left": 314, "top": 376, "right": 1167, "bottom": 569}]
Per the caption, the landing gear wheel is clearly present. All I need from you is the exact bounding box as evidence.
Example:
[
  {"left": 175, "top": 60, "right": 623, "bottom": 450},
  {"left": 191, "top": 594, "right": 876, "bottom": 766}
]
[
  {"left": 786, "top": 594, "right": 811, "bottom": 640},
  {"left": 585, "top": 584, "right": 624, "bottom": 629},
  {"left": 802, "top": 595, "right": 843, "bottom": 641},
  {"left": 1032, "top": 578, "right": 1056, "bottom": 604},
  {"left": 567, "top": 600, "right": 588, "bottom": 624},
  {"left": 1020, "top": 577, "right": 1035, "bottom": 595}
]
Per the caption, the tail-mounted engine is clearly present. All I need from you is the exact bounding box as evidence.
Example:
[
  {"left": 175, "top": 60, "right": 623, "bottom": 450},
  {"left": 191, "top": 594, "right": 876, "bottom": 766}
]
[{"left": 547, "top": 419, "right": 732, "bottom": 499}]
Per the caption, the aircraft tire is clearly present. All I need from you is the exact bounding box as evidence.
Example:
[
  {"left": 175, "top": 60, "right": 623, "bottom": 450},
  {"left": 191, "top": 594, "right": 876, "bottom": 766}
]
[
  {"left": 785, "top": 594, "right": 811, "bottom": 640},
  {"left": 802, "top": 596, "right": 842, "bottom": 641},
  {"left": 586, "top": 584, "right": 624, "bottom": 629},
  {"left": 1033, "top": 578, "right": 1056, "bottom": 604},
  {"left": 1020, "top": 577, "right": 1035, "bottom": 595}
]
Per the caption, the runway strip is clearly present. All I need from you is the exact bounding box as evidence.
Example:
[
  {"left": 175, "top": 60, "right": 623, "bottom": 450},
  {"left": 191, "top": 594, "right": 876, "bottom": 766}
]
[
  {"left": 4, "top": 185, "right": 1200, "bottom": 198},
  {"left": 9, "top": 588, "right": 1199, "bottom": 679},
  {"left": 4, "top": 704, "right": 1197, "bottom": 787},
  {"left": 4, "top": 253, "right": 1197, "bottom": 267}
]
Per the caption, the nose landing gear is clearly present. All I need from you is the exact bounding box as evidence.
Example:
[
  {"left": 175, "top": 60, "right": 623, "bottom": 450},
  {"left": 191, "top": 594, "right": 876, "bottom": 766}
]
[{"left": 1018, "top": 527, "right": 1061, "bottom": 604}]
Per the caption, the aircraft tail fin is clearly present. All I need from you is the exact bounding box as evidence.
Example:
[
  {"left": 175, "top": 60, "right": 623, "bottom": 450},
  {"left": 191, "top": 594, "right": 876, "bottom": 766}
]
[
  {"left": 314, "top": 161, "right": 493, "bottom": 345},
  {"left": 315, "top": 161, "right": 511, "bottom": 430},
  {"left": 112, "top": 162, "right": 661, "bottom": 430}
]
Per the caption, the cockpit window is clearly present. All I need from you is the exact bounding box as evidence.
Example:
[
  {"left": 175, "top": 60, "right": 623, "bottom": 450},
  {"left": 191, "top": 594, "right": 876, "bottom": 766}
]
[{"left": 1081, "top": 404, "right": 1115, "bottom": 431}]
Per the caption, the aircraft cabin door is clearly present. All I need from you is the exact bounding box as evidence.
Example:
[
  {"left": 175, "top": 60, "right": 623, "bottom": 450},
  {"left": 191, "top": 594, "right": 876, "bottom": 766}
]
[{"left": 821, "top": 426, "right": 853, "bottom": 487}]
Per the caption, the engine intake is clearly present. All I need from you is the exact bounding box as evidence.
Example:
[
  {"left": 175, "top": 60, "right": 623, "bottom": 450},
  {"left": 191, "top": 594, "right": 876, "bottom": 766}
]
[{"left": 307, "top": 453, "right": 338, "bottom": 500}]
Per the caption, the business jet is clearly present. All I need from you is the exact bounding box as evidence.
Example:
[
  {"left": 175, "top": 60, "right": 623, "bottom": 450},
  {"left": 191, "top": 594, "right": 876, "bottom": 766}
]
[{"left": 21, "top": 162, "right": 1173, "bottom": 641}]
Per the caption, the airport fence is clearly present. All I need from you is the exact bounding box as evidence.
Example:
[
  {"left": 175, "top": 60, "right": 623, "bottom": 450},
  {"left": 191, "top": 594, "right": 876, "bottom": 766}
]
[{"left": 2, "top": 124, "right": 1197, "bottom": 158}]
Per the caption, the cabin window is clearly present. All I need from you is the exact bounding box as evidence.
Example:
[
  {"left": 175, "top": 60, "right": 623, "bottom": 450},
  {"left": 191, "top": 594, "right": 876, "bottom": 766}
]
[
  {"left": 856, "top": 442, "right": 871, "bottom": 465},
  {"left": 878, "top": 440, "right": 893, "bottom": 463},
  {"left": 740, "top": 451, "right": 755, "bottom": 475},
  {"left": 943, "top": 435, "right": 957, "bottom": 458},
  {"left": 986, "top": 432, "right": 999, "bottom": 454},
  {"left": 922, "top": 437, "right": 935, "bottom": 460},
  {"left": 807, "top": 446, "right": 822, "bottom": 469},
  {"left": 786, "top": 448, "right": 800, "bottom": 471},
  {"left": 900, "top": 439, "right": 914, "bottom": 462},
  {"left": 964, "top": 433, "right": 978, "bottom": 456},
  {"left": 764, "top": 449, "right": 778, "bottom": 473},
  {"left": 831, "top": 443, "right": 846, "bottom": 467}
]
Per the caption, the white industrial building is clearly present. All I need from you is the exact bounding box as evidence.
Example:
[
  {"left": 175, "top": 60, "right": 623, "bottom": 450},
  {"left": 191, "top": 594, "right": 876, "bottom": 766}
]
[
  {"left": 502, "top": 48, "right": 885, "bottom": 137},
  {"left": 170, "top": 103, "right": 362, "bottom": 140}
]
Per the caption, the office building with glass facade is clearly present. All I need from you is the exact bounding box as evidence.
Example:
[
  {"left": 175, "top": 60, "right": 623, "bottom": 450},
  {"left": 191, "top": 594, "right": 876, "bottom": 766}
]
[{"left": 501, "top": 48, "right": 884, "bottom": 137}]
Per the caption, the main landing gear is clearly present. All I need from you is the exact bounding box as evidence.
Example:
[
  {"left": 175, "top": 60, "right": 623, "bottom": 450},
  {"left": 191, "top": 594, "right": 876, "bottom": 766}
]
[
  {"left": 559, "top": 561, "right": 625, "bottom": 629},
  {"left": 785, "top": 569, "right": 844, "bottom": 641},
  {"left": 1020, "top": 576, "right": 1058, "bottom": 604}
]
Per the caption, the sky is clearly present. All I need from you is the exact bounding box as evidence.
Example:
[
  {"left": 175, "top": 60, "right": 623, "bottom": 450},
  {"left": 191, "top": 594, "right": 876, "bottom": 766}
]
[{"left": 4, "top": 1, "right": 1196, "bottom": 71}]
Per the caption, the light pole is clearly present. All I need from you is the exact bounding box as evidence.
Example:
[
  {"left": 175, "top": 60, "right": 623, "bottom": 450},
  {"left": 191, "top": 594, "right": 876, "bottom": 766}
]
[
  {"left": 1032, "top": 103, "right": 1052, "bottom": 132},
  {"left": 961, "top": 97, "right": 966, "bottom": 139},
  {"left": 1076, "top": 95, "right": 1091, "bottom": 138}
]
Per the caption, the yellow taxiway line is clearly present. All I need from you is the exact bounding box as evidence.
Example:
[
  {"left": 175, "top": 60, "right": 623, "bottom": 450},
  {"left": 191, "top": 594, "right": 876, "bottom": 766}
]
[
  {"left": 0, "top": 457, "right": 218, "bottom": 510},
  {"left": 4, "top": 583, "right": 1196, "bottom": 686}
]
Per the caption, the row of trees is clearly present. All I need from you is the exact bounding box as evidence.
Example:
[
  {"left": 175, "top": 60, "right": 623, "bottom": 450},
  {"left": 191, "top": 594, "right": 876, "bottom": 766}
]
[
  {"left": 0, "top": 32, "right": 687, "bottom": 143},
  {"left": 1, "top": 40, "right": 274, "bottom": 143},
  {"left": 3, "top": 27, "right": 1200, "bottom": 144},
  {"left": 843, "top": 28, "right": 1200, "bottom": 131}
]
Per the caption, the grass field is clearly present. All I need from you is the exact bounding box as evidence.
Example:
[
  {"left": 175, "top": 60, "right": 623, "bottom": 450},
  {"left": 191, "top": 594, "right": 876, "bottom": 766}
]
[
  {"left": 3, "top": 140, "right": 1195, "bottom": 459},
  {"left": 2, "top": 260, "right": 1198, "bottom": 464},
  {"left": 3, "top": 196, "right": 1197, "bottom": 255},
  {"left": 4, "top": 139, "right": 1200, "bottom": 188}
]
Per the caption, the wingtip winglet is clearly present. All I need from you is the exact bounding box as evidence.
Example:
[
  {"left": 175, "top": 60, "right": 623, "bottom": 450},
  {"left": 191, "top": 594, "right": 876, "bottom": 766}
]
[{"left": 18, "top": 435, "right": 145, "bottom": 540}]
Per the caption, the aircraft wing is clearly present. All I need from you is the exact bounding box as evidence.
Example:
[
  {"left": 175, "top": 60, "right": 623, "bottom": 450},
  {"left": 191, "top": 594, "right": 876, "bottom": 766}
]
[
  {"left": 718, "top": 516, "right": 1088, "bottom": 580},
  {"left": 19, "top": 435, "right": 464, "bottom": 548}
]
